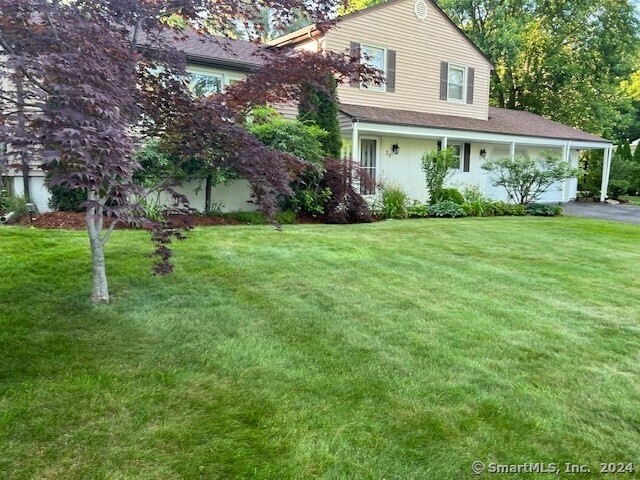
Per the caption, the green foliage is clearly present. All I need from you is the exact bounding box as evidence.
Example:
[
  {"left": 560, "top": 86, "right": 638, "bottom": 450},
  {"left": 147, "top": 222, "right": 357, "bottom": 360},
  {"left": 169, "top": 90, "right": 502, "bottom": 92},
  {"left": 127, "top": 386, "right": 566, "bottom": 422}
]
[
  {"left": 2, "top": 195, "right": 37, "bottom": 221},
  {"left": 482, "top": 153, "right": 579, "bottom": 205},
  {"left": 578, "top": 150, "right": 603, "bottom": 198},
  {"left": 224, "top": 211, "right": 268, "bottom": 224},
  {"left": 489, "top": 201, "right": 526, "bottom": 216},
  {"left": 275, "top": 210, "right": 297, "bottom": 224},
  {"left": 435, "top": 187, "right": 465, "bottom": 205},
  {"left": 248, "top": 110, "right": 331, "bottom": 216},
  {"left": 407, "top": 201, "right": 429, "bottom": 218},
  {"left": 633, "top": 142, "right": 640, "bottom": 164},
  {"left": 427, "top": 200, "right": 466, "bottom": 218},
  {"left": 380, "top": 184, "right": 410, "bottom": 219},
  {"left": 47, "top": 183, "right": 86, "bottom": 212},
  {"left": 439, "top": 0, "right": 640, "bottom": 139},
  {"left": 298, "top": 76, "right": 342, "bottom": 158},
  {"left": 421, "top": 148, "right": 455, "bottom": 204},
  {"left": 609, "top": 179, "right": 631, "bottom": 199},
  {"left": 0, "top": 187, "right": 10, "bottom": 212},
  {"left": 525, "top": 203, "right": 559, "bottom": 216}
]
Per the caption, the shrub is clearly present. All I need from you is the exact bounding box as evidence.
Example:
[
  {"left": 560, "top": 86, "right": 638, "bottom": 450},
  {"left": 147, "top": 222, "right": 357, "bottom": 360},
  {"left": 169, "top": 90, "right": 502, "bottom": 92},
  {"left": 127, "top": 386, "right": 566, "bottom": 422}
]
[
  {"left": 276, "top": 210, "right": 297, "bottom": 224},
  {"left": 48, "top": 183, "right": 86, "bottom": 212},
  {"left": 2, "top": 195, "right": 37, "bottom": 221},
  {"left": 427, "top": 200, "right": 466, "bottom": 218},
  {"left": 435, "top": 187, "right": 465, "bottom": 205},
  {"left": 380, "top": 183, "right": 409, "bottom": 219},
  {"left": 225, "top": 211, "right": 267, "bottom": 224},
  {"left": 0, "top": 187, "right": 10, "bottom": 212},
  {"left": 463, "top": 200, "right": 487, "bottom": 217},
  {"left": 525, "top": 203, "right": 559, "bottom": 216},
  {"left": 421, "top": 148, "right": 455, "bottom": 204},
  {"left": 488, "top": 201, "right": 526, "bottom": 216},
  {"left": 321, "top": 158, "right": 372, "bottom": 224},
  {"left": 609, "top": 179, "right": 631, "bottom": 200},
  {"left": 461, "top": 184, "right": 490, "bottom": 204},
  {"left": 482, "top": 152, "right": 579, "bottom": 204},
  {"left": 407, "top": 201, "right": 429, "bottom": 218}
]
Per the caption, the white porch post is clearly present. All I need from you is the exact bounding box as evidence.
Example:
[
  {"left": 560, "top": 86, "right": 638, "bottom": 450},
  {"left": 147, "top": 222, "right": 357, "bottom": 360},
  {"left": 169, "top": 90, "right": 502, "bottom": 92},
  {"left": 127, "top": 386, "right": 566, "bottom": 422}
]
[
  {"left": 509, "top": 142, "right": 516, "bottom": 160},
  {"left": 562, "top": 141, "right": 571, "bottom": 202},
  {"left": 600, "top": 146, "right": 613, "bottom": 203},
  {"left": 442, "top": 137, "right": 448, "bottom": 149},
  {"left": 351, "top": 120, "right": 359, "bottom": 163}
]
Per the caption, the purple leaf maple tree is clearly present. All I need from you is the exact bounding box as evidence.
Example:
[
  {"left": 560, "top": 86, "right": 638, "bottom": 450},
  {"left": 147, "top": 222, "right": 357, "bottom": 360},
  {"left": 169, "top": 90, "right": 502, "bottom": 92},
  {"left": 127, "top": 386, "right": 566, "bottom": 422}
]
[{"left": 0, "top": 0, "right": 380, "bottom": 303}]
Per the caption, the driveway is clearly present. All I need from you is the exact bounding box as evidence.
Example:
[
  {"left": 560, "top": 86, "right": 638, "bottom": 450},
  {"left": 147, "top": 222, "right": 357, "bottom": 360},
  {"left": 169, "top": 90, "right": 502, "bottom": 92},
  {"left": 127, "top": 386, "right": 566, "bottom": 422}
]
[{"left": 562, "top": 201, "right": 640, "bottom": 225}]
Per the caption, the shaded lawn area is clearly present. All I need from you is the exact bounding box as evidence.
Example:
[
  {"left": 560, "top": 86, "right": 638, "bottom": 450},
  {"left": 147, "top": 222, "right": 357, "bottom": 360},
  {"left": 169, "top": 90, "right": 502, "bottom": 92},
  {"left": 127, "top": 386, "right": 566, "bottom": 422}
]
[
  {"left": 620, "top": 195, "right": 640, "bottom": 206},
  {"left": 1, "top": 217, "right": 639, "bottom": 479}
]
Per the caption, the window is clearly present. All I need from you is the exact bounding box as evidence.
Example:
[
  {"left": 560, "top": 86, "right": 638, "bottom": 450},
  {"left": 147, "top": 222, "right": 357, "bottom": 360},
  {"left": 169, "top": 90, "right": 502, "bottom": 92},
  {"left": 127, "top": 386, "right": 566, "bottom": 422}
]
[
  {"left": 361, "top": 44, "right": 386, "bottom": 91},
  {"left": 190, "top": 73, "right": 223, "bottom": 96},
  {"left": 360, "top": 139, "right": 377, "bottom": 195},
  {"left": 447, "top": 64, "right": 465, "bottom": 102},
  {"left": 449, "top": 144, "right": 462, "bottom": 169}
]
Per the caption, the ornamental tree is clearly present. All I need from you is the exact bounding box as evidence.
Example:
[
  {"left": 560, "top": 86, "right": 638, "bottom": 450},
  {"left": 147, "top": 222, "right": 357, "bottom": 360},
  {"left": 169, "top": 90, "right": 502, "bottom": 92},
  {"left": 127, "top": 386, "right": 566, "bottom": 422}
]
[
  {"left": 0, "top": 0, "right": 380, "bottom": 303},
  {"left": 482, "top": 153, "right": 579, "bottom": 205}
]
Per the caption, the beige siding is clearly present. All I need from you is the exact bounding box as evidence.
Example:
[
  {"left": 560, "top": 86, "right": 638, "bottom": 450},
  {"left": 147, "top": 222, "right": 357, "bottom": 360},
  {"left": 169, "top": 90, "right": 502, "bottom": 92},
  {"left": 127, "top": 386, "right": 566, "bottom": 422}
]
[{"left": 326, "top": 0, "right": 491, "bottom": 120}]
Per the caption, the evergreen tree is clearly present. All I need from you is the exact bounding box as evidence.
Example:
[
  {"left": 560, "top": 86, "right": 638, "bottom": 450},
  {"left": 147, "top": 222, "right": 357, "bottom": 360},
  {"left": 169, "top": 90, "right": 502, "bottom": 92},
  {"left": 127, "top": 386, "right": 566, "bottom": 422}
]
[{"left": 298, "top": 75, "right": 342, "bottom": 158}]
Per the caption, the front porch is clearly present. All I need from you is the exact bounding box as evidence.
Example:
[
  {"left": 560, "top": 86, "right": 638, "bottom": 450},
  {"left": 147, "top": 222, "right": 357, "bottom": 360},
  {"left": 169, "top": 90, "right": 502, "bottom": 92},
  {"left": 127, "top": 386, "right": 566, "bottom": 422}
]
[{"left": 345, "top": 120, "right": 613, "bottom": 204}]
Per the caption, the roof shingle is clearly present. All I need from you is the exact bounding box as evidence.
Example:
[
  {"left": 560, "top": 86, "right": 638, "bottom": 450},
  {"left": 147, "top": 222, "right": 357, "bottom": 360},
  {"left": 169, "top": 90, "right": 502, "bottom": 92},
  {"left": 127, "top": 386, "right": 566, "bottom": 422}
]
[{"left": 339, "top": 104, "right": 609, "bottom": 144}]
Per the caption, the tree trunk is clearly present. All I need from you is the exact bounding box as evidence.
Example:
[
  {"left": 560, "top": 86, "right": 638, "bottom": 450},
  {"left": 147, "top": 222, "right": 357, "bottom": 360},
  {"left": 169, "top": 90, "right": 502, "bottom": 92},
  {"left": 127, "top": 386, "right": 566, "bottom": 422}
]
[
  {"left": 16, "top": 74, "right": 30, "bottom": 200},
  {"left": 204, "top": 173, "right": 213, "bottom": 214},
  {"left": 86, "top": 196, "right": 109, "bottom": 303}
]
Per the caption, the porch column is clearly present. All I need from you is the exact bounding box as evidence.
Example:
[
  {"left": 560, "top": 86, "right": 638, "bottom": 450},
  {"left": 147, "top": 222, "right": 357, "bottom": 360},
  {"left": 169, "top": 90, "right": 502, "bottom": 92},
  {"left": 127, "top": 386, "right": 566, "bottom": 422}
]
[
  {"left": 442, "top": 137, "right": 448, "bottom": 149},
  {"left": 562, "top": 141, "right": 571, "bottom": 202},
  {"left": 509, "top": 142, "right": 516, "bottom": 160},
  {"left": 351, "top": 120, "right": 359, "bottom": 162},
  {"left": 600, "top": 145, "right": 613, "bottom": 203}
]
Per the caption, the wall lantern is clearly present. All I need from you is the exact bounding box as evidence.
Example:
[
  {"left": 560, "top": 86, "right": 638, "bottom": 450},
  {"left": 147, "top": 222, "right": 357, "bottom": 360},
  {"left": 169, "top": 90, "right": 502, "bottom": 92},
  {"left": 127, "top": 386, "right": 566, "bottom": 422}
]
[
  {"left": 480, "top": 148, "right": 487, "bottom": 158},
  {"left": 392, "top": 143, "right": 400, "bottom": 155}
]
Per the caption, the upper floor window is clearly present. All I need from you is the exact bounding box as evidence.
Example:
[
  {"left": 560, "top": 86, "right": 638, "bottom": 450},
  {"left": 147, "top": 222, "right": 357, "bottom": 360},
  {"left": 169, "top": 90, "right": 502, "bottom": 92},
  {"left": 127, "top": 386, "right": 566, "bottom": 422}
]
[
  {"left": 440, "top": 61, "right": 474, "bottom": 104},
  {"left": 447, "top": 64, "right": 466, "bottom": 102},
  {"left": 361, "top": 44, "right": 386, "bottom": 91}
]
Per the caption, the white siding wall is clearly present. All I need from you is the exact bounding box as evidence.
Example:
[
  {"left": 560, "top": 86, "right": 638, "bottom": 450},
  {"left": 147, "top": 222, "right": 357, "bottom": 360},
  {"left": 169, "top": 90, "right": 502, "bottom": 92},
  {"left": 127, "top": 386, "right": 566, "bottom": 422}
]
[
  {"left": 12, "top": 174, "right": 52, "bottom": 212},
  {"left": 356, "top": 136, "right": 574, "bottom": 203},
  {"left": 154, "top": 179, "right": 256, "bottom": 213}
]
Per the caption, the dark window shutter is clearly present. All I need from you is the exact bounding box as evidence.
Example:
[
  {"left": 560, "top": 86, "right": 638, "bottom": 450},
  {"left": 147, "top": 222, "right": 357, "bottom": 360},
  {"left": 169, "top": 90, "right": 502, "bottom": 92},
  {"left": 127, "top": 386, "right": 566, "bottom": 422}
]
[
  {"left": 437, "top": 140, "right": 442, "bottom": 151},
  {"left": 386, "top": 50, "right": 396, "bottom": 93},
  {"left": 350, "top": 42, "right": 361, "bottom": 87},
  {"left": 463, "top": 143, "right": 471, "bottom": 172},
  {"left": 466, "top": 67, "right": 475, "bottom": 104},
  {"left": 440, "top": 61, "right": 448, "bottom": 100}
]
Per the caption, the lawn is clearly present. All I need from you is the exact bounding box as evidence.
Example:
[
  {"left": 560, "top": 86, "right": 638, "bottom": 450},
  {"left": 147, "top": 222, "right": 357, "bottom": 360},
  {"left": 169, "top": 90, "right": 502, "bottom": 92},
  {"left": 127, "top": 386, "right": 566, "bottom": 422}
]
[
  {"left": 620, "top": 195, "right": 640, "bottom": 206},
  {"left": 1, "top": 217, "right": 639, "bottom": 479}
]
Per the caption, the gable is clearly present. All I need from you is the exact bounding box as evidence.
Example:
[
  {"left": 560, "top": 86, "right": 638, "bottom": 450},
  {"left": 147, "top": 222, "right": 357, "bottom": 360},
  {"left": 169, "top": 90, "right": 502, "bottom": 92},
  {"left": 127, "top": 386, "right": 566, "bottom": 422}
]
[{"left": 325, "top": 0, "right": 493, "bottom": 120}]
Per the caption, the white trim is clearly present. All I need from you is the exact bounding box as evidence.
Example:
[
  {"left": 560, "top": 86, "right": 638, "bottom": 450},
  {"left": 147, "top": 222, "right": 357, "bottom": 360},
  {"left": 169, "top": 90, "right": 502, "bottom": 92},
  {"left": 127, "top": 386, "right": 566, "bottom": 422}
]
[
  {"left": 354, "top": 121, "right": 612, "bottom": 149},
  {"left": 351, "top": 120, "right": 359, "bottom": 162},
  {"left": 360, "top": 43, "right": 387, "bottom": 92},
  {"left": 447, "top": 63, "right": 466, "bottom": 103}
]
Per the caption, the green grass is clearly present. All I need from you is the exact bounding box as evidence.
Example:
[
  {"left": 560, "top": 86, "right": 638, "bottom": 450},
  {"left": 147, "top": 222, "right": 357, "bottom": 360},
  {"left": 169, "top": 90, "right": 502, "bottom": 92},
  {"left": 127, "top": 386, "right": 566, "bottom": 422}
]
[
  {"left": 620, "top": 195, "right": 640, "bottom": 206},
  {"left": 1, "top": 217, "right": 639, "bottom": 479}
]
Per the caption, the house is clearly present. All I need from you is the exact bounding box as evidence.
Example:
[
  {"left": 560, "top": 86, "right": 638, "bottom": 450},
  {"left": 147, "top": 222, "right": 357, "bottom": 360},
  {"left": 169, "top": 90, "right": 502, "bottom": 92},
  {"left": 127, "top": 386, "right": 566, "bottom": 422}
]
[
  {"left": 3, "top": 0, "right": 614, "bottom": 212},
  {"left": 268, "top": 0, "right": 614, "bottom": 204}
]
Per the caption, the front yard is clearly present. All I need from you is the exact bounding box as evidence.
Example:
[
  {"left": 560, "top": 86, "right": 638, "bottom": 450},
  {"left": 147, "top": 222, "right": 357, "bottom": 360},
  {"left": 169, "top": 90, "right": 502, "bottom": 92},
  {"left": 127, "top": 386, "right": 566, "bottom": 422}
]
[{"left": 1, "top": 217, "right": 639, "bottom": 479}]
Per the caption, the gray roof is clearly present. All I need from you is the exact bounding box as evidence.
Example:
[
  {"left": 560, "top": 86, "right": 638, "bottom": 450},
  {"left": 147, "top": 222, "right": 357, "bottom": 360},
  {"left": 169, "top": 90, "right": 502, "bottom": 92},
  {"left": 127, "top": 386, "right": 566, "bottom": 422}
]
[
  {"left": 141, "top": 30, "right": 265, "bottom": 71},
  {"left": 339, "top": 104, "right": 609, "bottom": 143}
]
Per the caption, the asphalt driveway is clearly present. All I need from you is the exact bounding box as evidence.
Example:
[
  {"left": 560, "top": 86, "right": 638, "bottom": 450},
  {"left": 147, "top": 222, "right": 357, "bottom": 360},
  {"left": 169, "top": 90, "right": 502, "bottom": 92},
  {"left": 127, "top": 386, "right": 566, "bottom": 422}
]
[{"left": 562, "top": 201, "right": 640, "bottom": 225}]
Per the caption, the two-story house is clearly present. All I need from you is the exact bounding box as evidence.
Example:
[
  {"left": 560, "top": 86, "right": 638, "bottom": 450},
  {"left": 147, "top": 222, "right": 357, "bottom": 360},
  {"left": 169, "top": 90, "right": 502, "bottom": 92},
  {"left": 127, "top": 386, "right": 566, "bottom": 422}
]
[
  {"left": 4, "top": 0, "right": 614, "bottom": 212},
  {"left": 269, "top": 0, "right": 614, "bottom": 204}
]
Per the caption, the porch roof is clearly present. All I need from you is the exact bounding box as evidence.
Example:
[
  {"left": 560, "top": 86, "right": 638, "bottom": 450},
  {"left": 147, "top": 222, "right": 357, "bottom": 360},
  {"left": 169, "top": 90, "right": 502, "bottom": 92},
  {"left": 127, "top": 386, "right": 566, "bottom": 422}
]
[{"left": 339, "top": 104, "right": 609, "bottom": 144}]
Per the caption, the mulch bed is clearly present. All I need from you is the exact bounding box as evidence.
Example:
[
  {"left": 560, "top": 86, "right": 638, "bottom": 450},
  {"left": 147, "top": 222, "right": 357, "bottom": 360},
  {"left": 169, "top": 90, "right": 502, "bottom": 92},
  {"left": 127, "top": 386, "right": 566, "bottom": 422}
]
[{"left": 11, "top": 211, "right": 247, "bottom": 230}]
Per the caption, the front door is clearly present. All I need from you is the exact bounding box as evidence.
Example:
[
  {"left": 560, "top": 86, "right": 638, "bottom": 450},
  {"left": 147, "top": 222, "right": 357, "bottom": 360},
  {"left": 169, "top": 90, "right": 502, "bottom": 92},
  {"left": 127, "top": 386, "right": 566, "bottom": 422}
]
[{"left": 360, "top": 139, "right": 377, "bottom": 195}]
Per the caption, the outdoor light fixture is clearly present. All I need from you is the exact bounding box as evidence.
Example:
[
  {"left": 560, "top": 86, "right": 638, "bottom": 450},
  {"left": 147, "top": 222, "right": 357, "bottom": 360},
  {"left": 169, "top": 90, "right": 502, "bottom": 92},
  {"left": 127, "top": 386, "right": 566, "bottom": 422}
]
[
  {"left": 392, "top": 143, "right": 400, "bottom": 155},
  {"left": 480, "top": 148, "right": 487, "bottom": 158}
]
